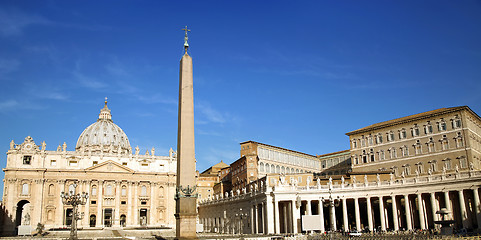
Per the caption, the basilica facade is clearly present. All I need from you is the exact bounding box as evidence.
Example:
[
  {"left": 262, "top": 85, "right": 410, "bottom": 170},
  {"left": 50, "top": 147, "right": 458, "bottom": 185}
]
[{"left": 1, "top": 100, "right": 177, "bottom": 235}]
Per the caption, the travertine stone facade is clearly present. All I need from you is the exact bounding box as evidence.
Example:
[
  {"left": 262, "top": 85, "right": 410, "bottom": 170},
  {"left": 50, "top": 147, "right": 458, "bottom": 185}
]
[
  {"left": 346, "top": 106, "right": 480, "bottom": 176},
  {"left": 2, "top": 102, "right": 177, "bottom": 235}
]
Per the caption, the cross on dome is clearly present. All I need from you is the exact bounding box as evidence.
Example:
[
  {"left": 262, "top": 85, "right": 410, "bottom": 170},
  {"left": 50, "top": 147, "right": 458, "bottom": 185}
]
[{"left": 99, "top": 97, "right": 112, "bottom": 120}]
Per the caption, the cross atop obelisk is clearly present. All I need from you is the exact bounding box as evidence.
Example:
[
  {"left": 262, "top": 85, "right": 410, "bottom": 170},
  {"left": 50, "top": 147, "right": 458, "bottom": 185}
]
[
  {"left": 175, "top": 26, "right": 198, "bottom": 240},
  {"left": 182, "top": 26, "right": 190, "bottom": 54}
]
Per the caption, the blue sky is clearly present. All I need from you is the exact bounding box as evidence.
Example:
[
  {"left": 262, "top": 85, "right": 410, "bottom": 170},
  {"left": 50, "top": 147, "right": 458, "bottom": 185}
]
[{"left": 0, "top": 1, "right": 480, "bottom": 197}]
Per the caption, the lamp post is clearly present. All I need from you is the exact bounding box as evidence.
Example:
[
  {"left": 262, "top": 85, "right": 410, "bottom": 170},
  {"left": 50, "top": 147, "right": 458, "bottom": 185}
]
[
  {"left": 61, "top": 183, "right": 89, "bottom": 240},
  {"left": 322, "top": 179, "right": 340, "bottom": 238},
  {"left": 235, "top": 208, "right": 249, "bottom": 238}
]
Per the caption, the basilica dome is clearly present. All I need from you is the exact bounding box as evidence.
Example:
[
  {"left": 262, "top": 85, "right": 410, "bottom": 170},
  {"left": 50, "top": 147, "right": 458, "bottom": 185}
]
[{"left": 76, "top": 99, "right": 131, "bottom": 154}]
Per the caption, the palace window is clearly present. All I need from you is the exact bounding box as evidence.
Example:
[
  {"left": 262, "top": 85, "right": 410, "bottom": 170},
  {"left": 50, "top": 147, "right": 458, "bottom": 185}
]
[
  {"left": 370, "top": 149, "right": 375, "bottom": 162},
  {"left": 376, "top": 134, "right": 383, "bottom": 144},
  {"left": 428, "top": 160, "right": 437, "bottom": 172},
  {"left": 50, "top": 160, "right": 56, "bottom": 166},
  {"left": 443, "top": 158, "right": 452, "bottom": 170},
  {"left": 424, "top": 121, "right": 433, "bottom": 134},
  {"left": 411, "top": 124, "right": 420, "bottom": 137},
  {"left": 259, "top": 162, "right": 265, "bottom": 172},
  {"left": 438, "top": 119, "right": 447, "bottom": 131},
  {"left": 68, "top": 184, "right": 76, "bottom": 194},
  {"left": 69, "top": 160, "right": 78, "bottom": 167},
  {"left": 22, "top": 183, "right": 29, "bottom": 195},
  {"left": 391, "top": 166, "right": 398, "bottom": 176},
  {"left": 48, "top": 184, "right": 55, "bottom": 195},
  {"left": 416, "top": 162, "right": 423, "bottom": 174},
  {"left": 378, "top": 150, "right": 385, "bottom": 161},
  {"left": 106, "top": 184, "right": 113, "bottom": 195},
  {"left": 23, "top": 155, "right": 32, "bottom": 165},
  {"left": 91, "top": 186, "right": 97, "bottom": 196},
  {"left": 93, "top": 161, "right": 98, "bottom": 166},
  {"left": 389, "top": 148, "right": 397, "bottom": 159},
  {"left": 387, "top": 131, "right": 395, "bottom": 142},
  {"left": 368, "top": 135, "right": 373, "bottom": 146},
  {"left": 352, "top": 140, "right": 357, "bottom": 149},
  {"left": 452, "top": 115, "right": 462, "bottom": 129},
  {"left": 455, "top": 132, "right": 464, "bottom": 148},
  {"left": 458, "top": 156, "right": 467, "bottom": 169},
  {"left": 401, "top": 146, "right": 409, "bottom": 157},
  {"left": 414, "top": 140, "right": 422, "bottom": 155},
  {"left": 399, "top": 129, "right": 407, "bottom": 139},
  {"left": 440, "top": 135, "right": 449, "bottom": 150},
  {"left": 141, "top": 185, "right": 147, "bottom": 196},
  {"left": 121, "top": 186, "right": 127, "bottom": 196},
  {"left": 403, "top": 164, "right": 411, "bottom": 176},
  {"left": 427, "top": 137, "right": 435, "bottom": 153}
]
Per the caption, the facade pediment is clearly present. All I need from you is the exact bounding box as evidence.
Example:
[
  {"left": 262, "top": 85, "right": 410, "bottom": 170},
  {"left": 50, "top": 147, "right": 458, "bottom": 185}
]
[{"left": 85, "top": 160, "right": 134, "bottom": 173}]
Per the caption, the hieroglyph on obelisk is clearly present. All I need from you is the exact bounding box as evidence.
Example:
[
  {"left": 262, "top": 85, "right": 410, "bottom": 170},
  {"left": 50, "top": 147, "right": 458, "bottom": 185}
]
[{"left": 175, "top": 26, "right": 198, "bottom": 239}]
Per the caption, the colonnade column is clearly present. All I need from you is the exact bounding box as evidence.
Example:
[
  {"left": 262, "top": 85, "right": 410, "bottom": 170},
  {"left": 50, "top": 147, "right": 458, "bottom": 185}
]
[
  {"left": 417, "top": 194, "right": 426, "bottom": 229},
  {"left": 251, "top": 205, "right": 256, "bottom": 234},
  {"left": 430, "top": 192, "right": 438, "bottom": 226},
  {"left": 274, "top": 199, "right": 280, "bottom": 234},
  {"left": 342, "top": 198, "right": 348, "bottom": 232},
  {"left": 330, "top": 200, "right": 337, "bottom": 231},
  {"left": 96, "top": 180, "right": 103, "bottom": 227},
  {"left": 354, "top": 198, "right": 361, "bottom": 231},
  {"left": 458, "top": 190, "right": 469, "bottom": 229},
  {"left": 318, "top": 199, "right": 325, "bottom": 233},
  {"left": 261, "top": 202, "right": 266, "bottom": 234},
  {"left": 404, "top": 195, "right": 412, "bottom": 230},
  {"left": 134, "top": 182, "right": 139, "bottom": 226},
  {"left": 366, "top": 197, "right": 373, "bottom": 232},
  {"left": 292, "top": 200, "right": 300, "bottom": 233},
  {"left": 391, "top": 195, "right": 399, "bottom": 231},
  {"left": 265, "top": 197, "right": 275, "bottom": 234},
  {"left": 444, "top": 191, "right": 452, "bottom": 220},
  {"left": 473, "top": 188, "right": 481, "bottom": 231},
  {"left": 379, "top": 196, "right": 386, "bottom": 231},
  {"left": 306, "top": 200, "right": 312, "bottom": 215}
]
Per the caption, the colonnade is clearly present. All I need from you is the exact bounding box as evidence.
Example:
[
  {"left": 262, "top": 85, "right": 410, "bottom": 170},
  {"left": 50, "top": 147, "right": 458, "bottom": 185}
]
[{"left": 199, "top": 186, "right": 481, "bottom": 235}]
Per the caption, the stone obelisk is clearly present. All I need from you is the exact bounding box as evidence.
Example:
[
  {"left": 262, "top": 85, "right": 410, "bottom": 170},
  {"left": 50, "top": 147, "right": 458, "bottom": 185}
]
[{"left": 175, "top": 26, "right": 197, "bottom": 240}]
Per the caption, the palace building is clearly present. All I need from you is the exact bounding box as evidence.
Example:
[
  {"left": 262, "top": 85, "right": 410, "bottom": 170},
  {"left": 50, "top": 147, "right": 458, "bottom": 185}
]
[
  {"left": 1, "top": 100, "right": 177, "bottom": 235},
  {"left": 198, "top": 106, "right": 481, "bottom": 235}
]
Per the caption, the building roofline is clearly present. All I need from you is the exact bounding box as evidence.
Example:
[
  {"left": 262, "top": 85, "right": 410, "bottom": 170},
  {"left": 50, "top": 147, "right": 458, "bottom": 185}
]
[
  {"left": 240, "top": 140, "right": 317, "bottom": 158},
  {"left": 316, "top": 149, "right": 350, "bottom": 158},
  {"left": 346, "top": 106, "right": 481, "bottom": 136}
]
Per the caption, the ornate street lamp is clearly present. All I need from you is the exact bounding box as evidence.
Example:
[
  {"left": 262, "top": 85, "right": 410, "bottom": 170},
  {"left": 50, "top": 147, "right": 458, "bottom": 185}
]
[
  {"left": 235, "top": 208, "right": 249, "bottom": 238},
  {"left": 61, "top": 183, "right": 89, "bottom": 240},
  {"left": 322, "top": 179, "right": 340, "bottom": 235}
]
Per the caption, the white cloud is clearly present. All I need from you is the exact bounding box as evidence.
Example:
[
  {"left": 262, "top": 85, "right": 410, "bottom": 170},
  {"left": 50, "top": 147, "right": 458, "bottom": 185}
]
[
  {"left": 196, "top": 102, "right": 226, "bottom": 124},
  {"left": 0, "top": 8, "right": 51, "bottom": 36}
]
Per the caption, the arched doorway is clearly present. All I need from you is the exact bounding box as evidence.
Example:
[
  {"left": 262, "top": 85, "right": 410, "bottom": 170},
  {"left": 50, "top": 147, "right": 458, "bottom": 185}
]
[
  {"left": 120, "top": 214, "right": 126, "bottom": 227},
  {"left": 15, "top": 200, "right": 31, "bottom": 227},
  {"left": 90, "top": 215, "right": 96, "bottom": 227}
]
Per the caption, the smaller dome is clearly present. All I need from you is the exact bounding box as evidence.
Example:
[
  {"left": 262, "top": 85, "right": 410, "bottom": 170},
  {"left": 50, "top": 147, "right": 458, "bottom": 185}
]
[{"left": 76, "top": 98, "right": 131, "bottom": 154}]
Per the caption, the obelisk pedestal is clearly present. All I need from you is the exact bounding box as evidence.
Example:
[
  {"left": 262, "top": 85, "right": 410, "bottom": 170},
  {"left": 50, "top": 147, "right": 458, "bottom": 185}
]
[{"left": 175, "top": 26, "right": 198, "bottom": 240}]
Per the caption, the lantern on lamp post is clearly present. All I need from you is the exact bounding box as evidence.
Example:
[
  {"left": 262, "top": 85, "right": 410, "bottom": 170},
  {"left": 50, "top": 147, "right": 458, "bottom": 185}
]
[{"left": 61, "top": 182, "right": 89, "bottom": 240}]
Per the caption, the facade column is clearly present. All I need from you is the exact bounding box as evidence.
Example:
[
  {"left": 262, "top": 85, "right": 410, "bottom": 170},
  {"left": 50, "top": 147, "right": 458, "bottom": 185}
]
[
  {"left": 473, "top": 188, "right": 481, "bottom": 231},
  {"left": 417, "top": 194, "right": 426, "bottom": 229},
  {"left": 127, "top": 181, "right": 132, "bottom": 226},
  {"left": 274, "top": 199, "right": 280, "bottom": 233},
  {"left": 134, "top": 182, "right": 139, "bottom": 226},
  {"left": 318, "top": 199, "right": 325, "bottom": 233},
  {"left": 404, "top": 194, "right": 412, "bottom": 230},
  {"left": 354, "top": 198, "right": 361, "bottom": 231},
  {"left": 391, "top": 195, "right": 399, "bottom": 231},
  {"left": 96, "top": 180, "right": 103, "bottom": 227},
  {"left": 56, "top": 180, "right": 66, "bottom": 226},
  {"left": 444, "top": 191, "right": 452, "bottom": 220},
  {"left": 458, "top": 190, "right": 470, "bottom": 229},
  {"left": 430, "top": 192, "right": 438, "bottom": 227},
  {"left": 366, "top": 197, "right": 373, "bottom": 232},
  {"left": 379, "top": 196, "right": 386, "bottom": 231},
  {"left": 150, "top": 182, "right": 156, "bottom": 226},
  {"left": 114, "top": 181, "right": 121, "bottom": 227},
  {"left": 330, "top": 200, "right": 337, "bottom": 231},
  {"left": 83, "top": 181, "right": 91, "bottom": 227},
  {"left": 342, "top": 198, "right": 349, "bottom": 231}
]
